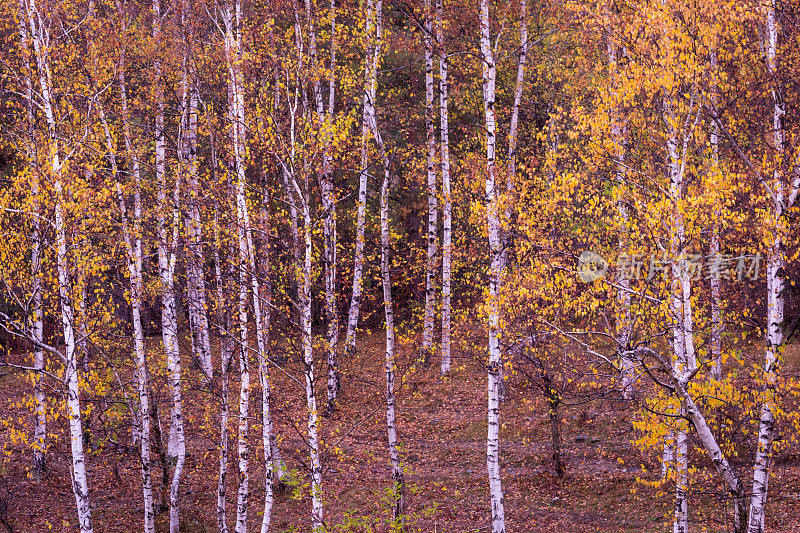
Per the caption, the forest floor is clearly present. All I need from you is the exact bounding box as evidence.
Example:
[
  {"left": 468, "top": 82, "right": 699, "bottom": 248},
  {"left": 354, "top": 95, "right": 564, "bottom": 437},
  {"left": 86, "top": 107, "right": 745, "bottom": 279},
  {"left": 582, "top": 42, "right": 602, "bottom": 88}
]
[{"left": 1, "top": 331, "right": 800, "bottom": 532}]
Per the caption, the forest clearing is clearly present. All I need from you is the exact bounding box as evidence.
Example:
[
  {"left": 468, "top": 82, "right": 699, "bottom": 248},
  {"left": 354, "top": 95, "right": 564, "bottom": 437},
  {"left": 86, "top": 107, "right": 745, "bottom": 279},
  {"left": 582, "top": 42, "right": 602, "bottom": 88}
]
[{"left": 1, "top": 0, "right": 799, "bottom": 531}]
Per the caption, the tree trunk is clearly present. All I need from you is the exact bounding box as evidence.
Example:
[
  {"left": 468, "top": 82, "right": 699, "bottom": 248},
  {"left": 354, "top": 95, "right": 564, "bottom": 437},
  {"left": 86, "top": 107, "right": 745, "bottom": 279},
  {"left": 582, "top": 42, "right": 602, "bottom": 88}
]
[
  {"left": 111, "top": 25, "right": 155, "bottom": 528},
  {"left": 214, "top": 209, "right": 233, "bottom": 533},
  {"left": 370, "top": 76, "right": 406, "bottom": 524},
  {"left": 16, "top": 2, "right": 47, "bottom": 475},
  {"left": 547, "top": 395, "right": 563, "bottom": 477},
  {"left": 221, "top": 0, "right": 253, "bottom": 529},
  {"left": 480, "top": 2, "right": 505, "bottom": 531},
  {"left": 421, "top": 0, "right": 438, "bottom": 366},
  {"left": 152, "top": 2, "right": 186, "bottom": 531},
  {"left": 345, "top": 0, "right": 381, "bottom": 359},
  {"left": 747, "top": 4, "right": 792, "bottom": 529},
  {"left": 436, "top": 0, "right": 451, "bottom": 375},
  {"left": 182, "top": 56, "right": 213, "bottom": 380},
  {"left": 708, "top": 49, "right": 722, "bottom": 380},
  {"left": 665, "top": 86, "right": 696, "bottom": 533},
  {"left": 26, "top": 1, "right": 93, "bottom": 529}
]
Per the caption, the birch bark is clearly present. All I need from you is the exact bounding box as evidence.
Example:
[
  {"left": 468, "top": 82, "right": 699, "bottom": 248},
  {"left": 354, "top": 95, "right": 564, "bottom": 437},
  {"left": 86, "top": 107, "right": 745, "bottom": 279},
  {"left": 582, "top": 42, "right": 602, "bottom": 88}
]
[
  {"left": 664, "top": 89, "right": 697, "bottom": 533},
  {"left": 309, "top": 0, "right": 340, "bottom": 412},
  {"left": 214, "top": 207, "right": 233, "bottom": 533},
  {"left": 16, "top": 2, "right": 46, "bottom": 475},
  {"left": 181, "top": 35, "right": 213, "bottom": 379},
  {"left": 436, "top": 0, "right": 451, "bottom": 374},
  {"left": 97, "top": 23, "right": 156, "bottom": 526},
  {"left": 344, "top": 0, "right": 381, "bottom": 358},
  {"left": 25, "top": 0, "right": 93, "bottom": 528},
  {"left": 281, "top": 81, "right": 324, "bottom": 528},
  {"left": 221, "top": 0, "right": 255, "bottom": 529},
  {"left": 480, "top": 2, "right": 505, "bottom": 531},
  {"left": 374, "top": 119, "right": 405, "bottom": 522},
  {"left": 152, "top": 2, "right": 186, "bottom": 531},
  {"left": 747, "top": 2, "right": 796, "bottom": 529},
  {"left": 708, "top": 49, "right": 722, "bottom": 380},
  {"left": 421, "top": 0, "right": 438, "bottom": 365}
]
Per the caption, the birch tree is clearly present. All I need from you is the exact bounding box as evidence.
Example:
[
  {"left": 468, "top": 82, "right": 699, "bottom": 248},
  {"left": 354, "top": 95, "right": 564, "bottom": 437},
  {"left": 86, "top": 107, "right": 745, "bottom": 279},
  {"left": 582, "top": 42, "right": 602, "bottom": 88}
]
[
  {"left": 480, "top": 1, "right": 505, "bottom": 530},
  {"left": 93, "top": 8, "right": 155, "bottom": 524},
  {"left": 15, "top": 0, "right": 46, "bottom": 475},
  {"left": 421, "top": 0, "right": 438, "bottom": 365},
  {"left": 179, "top": 0, "right": 213, "bottom": 380},
  {"left": 371, "top": 109, "right": 405, "bottom": 522},
  {"left": 436, "top": 0, "right": 452, "bottom": 374},
  {"left": 152, "top": 1, "right": 187, "bottom": 530},
  {"left": 344, "top": 0, "right": 381, "bottom": 359},
  {"left": 746, "top": 3, "right": 800, "bottom": 529},
  {"left": 22, "top": 0, "right": 94, "bottom": 529}
]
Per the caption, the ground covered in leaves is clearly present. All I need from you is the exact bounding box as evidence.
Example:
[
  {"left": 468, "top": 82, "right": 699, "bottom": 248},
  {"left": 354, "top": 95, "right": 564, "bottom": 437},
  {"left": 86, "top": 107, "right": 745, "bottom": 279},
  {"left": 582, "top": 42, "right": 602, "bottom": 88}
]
[{"left": 2, "top": 332, "right": 800, "bottom": 532}]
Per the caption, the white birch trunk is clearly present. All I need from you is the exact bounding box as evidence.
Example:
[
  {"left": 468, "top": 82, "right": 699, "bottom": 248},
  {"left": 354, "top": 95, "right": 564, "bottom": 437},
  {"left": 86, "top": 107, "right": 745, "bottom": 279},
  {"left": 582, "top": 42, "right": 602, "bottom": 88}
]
[
  {"left": 436, "top": 0, "right": 452, "bottom": 374},
  {"left": 282, "top": 79, "right": 324, "bottom": 528},
  {"left": 421, "top": 0, "right": 438, "bottom": 364},
  {"left": 301, "top": 196, "right": 323, "bottom": 530},
  {"left": 747, "top": 4, "right": 791, "bottom": 529},
  {"left": 152, "top": 2, "right": 186, "bottom": 530},
  {"left": 665, "top": 91, "right": 696, "bottom": 533},
  {"left": 316, "top": 0, "right": 340, "bottom": 412},
  {"left": 371, "top": 104, "right": 406, "bottom": 523},
  {"left": 221, "top": 0, "right": 253, "bottom": 529},
  {"left": 254, "top": 205, "right": 277, "bottom": 533},
  {"left": 182, "top": 62, "right": 213, "bottom": 380},
  {"left": 214, "top": 183, "right": 233, "bottom": 533},
  {"left": 709, "top": 49, "right": 722, "bottom": 380},
  {"left": 344, "top": 0, "right": 381, "bottom": 358},
  {"left": 25, "top": 2, "right": 93, "bottom": 529},
  {"left": 17, "top": 3, "right": 46, "bottom": 474},
  {"left": 480, "top": 2, "right": 505, "bottom": 530},
  {"left": 107, "top": 26, "right": 155, "bottom": 527}
]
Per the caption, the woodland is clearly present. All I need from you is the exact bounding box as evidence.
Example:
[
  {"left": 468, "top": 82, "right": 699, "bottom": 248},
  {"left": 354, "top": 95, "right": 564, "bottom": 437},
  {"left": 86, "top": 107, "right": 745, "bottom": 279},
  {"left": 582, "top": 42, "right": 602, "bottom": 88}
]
[{"left": 0, "top": 0, "right": 799, "bottom": 531}]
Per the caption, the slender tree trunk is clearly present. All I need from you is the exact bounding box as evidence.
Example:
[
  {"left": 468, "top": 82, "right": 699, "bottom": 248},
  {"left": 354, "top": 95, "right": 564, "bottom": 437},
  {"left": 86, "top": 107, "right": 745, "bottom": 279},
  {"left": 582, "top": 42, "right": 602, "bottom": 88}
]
[
  {"left": 301, "top": 194, "right": 323, "bottom": 530},
  {"left": 344, "top": 0, "right": 381, "bottom": 359},
  {"left": 152, "top": 2, "right": 186, "bottom": 531},
  {"left": 421, "top": 0, "right": 438, "bottom": 365},
  {"left": 665, "top": 90, "right": 696, "bottom": 533},
  {"left": 25, "top": 2, "right": 93, "bottom": 529},
  {"left": 107, "top": 27, "right": 155, "bottom": 528},
  {"left": 547, "top": 394, "right": 563, "bottom": 477},
  {"left": 316, "top": 0, "right": 340, "bottom": 413},
  {"left": 480, "top": 2, "right": 505, "bottom": 531},
  {"left": 254, "top": 203, "right": 279, "bottom": 533},
  {"left": 182, "top": 58, "right": 213, "bottom": 380},
  {"left": 282, "top": 81, "right": 324, "bottom": 527},
  {"left": 747, "top": 4, "right": 790, "bottom": 529},
  {"left": 436, "top": 0, "right": 451, "bottom": 375},
  {"left": 16, "top": 3, "right": 46, "bottom": 475},
  {"left": 213, "top": 167, "right": 233, "bottom": 533},
  {"left": 369, "top": 80, "right": 406, "bottom": 524},
  {"left": 708, "top": 50, "right": 722, "bottom": 380},
  {"left": 221, "top": 0, "right": 253, "bottom": 529}
]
